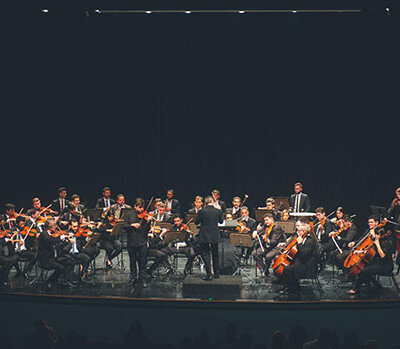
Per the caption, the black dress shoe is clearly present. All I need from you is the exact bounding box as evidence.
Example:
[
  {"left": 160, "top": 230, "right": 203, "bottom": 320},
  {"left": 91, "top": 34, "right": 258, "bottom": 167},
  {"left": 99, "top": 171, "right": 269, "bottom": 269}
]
[{"left": 203, "top": 275, "right": 213, "bottom": 281}]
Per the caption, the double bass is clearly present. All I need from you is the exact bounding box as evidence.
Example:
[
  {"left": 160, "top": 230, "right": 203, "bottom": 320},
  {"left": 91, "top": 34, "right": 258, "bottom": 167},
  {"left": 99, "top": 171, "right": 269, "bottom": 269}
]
[{"left": 343, "top": 220, "right": 390, "bottom": 277}]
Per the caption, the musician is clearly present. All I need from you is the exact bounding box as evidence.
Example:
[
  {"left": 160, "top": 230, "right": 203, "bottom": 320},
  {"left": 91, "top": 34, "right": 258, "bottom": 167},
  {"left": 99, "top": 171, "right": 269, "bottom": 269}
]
[
  {"left": 258, "top": 198, "right": 281, "bottom": 221},
  {"left": 154, "top": 203, "right": 172, "bottom": 223},
  {"left": 7, "top": 216, "right": 37, "bottom": 278},
  {"left": 281, "top": 209, "right": 290, "bottom": 221},
  {"left": 331, "top": 207, "right": 345, "bottom": 227},
  {"left": 0, "top": 214, "right": 19, "bottom": 285},
  {"left": 149, "top": 198, "right": 163, "bottom": 216},
  {"left": 110, "top": 194, "right": 132, "bottom": 219},
  {"left": 195, "top": 196, "right": 223, "bottom": 280},
  {"left": 59, "top": 202, "right": 82, "bottom": 226},
  {"left": 5, "top": 203, "right": 17, "bottom": 229},
  {"left": 289, "top": 182, "right": 311, "bottom": 213},
  {"left": 331, "top": 215, "right": 358, "bottom": 268},
  {"left": 97, "top": 212, "right": 122, "bottom": 269},
  {"left": 388, "top": 187, "right": 400, "bottom": 223},
  {"left": 348, "top": 215, "right": 394, "bottom": 294},
  {"left": 122, "top": 198, "right": 150, "bottom": 287},
  {"left": 238, "top": 206, "right": 257, "bottom": 261},
  {"left": 70, "top": 194, "right": 86, "bottom": 214},
  {"left": 226, "top": 197, "right": 242, "bottom": 218},
  {"left": 37, "top": 220, "right": 75, "bottom": 288},
  {"left": 164, "top": 215, "right": 198, "bottom": 276},
  {"left": 211, "top": 189, "right": 227, "bottom": 213},
  {"left": 280, "top": 222, "right": 317, "bottom": 294},
  {"left": 314, "top": 207, "right": 335, "bottom": 268},
  {"left": 251, "top": 213, "right": 285, "bottom": 276},
  {"left": 147, "top": 226, "right": 172, "bottom": 277},
  {"left": 52, "top": 187, "right": 69, "bottom": 216},
  {"left": 188, "top": 196, "right": 204, "bottom": 214},
  {"left": 164, "top": 189, "right": 181, "bottom": 215},
  {"left": 95, "top": 187, "right": 115, "bottom": 209}
]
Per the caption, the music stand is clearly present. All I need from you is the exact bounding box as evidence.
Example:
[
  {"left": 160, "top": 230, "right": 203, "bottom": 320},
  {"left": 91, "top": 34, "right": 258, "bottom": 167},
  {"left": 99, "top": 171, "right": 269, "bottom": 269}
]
[
  {"left": 276, "top": 221, "right": 295, "bottom": 235},
  {"left": 274, "top": 197, "right": 290, "bottom": 211},
  {"left": 86, "top": 208, "right": 103, "bottom": 221},
  {"left": 230, "top": 233, "right": 254, "bottom": 282},
  {"left": 185, "top": 213, "right": 198, "bottom": 223},
  {"left": 163, "top": 231, "right": 187, "bottom": 245},
  {"left": 158, "top": 222, "right": 172, "bottom": 231},
  {"left": 110, "top": 221, "right": 125, "bottom": 270},
  {"left": 254, "top": 209, "right": 272, "bottom": 222}
]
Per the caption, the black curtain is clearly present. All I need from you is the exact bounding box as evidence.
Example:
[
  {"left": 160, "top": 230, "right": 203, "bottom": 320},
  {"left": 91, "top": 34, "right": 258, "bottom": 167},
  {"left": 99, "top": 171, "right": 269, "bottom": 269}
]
[{"left": 1, "top": 10, "right": 398, "bottom": 227}]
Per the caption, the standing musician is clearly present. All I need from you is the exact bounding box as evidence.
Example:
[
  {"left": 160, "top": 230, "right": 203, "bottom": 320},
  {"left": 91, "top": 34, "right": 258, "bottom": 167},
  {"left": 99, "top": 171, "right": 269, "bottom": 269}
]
[
  {"left": 226, "top": 197, "right": 242, "bottom": 219},
  {"left": 122, "top": 198, "right": 150, "bottom": 287},
  {"left": 289, "top": 182, "right": 311, "bottom": 213},
  {"left": 188, "top": 196, "right": 204, "bottom": 214},
  {"left": 195, "top": 196, "right": 223, "bottom": 281},
  {"left": 251, "top": 213, "right": 285, "bottom": 276},
  {"left": 164, "top": 189, "right": 181, "bottom": 215},
  {"left": 280, "top": 222, "right": 317, "bottom": 294},
  {"left": 97, "top": 212, "right": 122, "bottom": 269},
  {"left": 211, "top": 189, "right": 227, "bottom": 213},
  {"left": 8, "top": 216, "right": 37, "bottom": 278},
  {"left": 348, "top": 215, "right": 394, "bottom": 294},
  {"left": 0, "top": 214, "right": 19, "bottom": 285},
  {"left": 95, "top": 187, "right": 115, "bottom": 210},
  {"left": 110, "top": 194, "right": 132, "bottom": 220},
  {"left": 52, "top": 187, "right": 69, "bottom": 216}
]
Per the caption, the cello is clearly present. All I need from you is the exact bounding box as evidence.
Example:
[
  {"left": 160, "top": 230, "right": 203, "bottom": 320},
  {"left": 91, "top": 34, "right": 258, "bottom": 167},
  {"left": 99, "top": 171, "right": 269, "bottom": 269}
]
[
  {"left": 343, "top": 220, "right": 390, "bottom": 277},
  {"left": 272, "top": 234, "right": 299, "bottom": 276}
]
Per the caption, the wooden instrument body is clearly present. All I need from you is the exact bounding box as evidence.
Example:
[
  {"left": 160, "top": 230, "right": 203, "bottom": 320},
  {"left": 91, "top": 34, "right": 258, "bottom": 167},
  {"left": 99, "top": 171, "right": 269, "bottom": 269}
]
[{"left": 272, "top": 237, "right": 298, "bottom": 276}]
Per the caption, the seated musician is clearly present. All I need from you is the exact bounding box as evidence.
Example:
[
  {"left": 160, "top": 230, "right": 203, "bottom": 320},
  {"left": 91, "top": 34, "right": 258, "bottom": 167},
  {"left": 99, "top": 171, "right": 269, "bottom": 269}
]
[
  {"left": 238, "top": 206, "right": 257, "bottom": 261},
  {"left": 281, "top": 209, "right": 290, "bottom": 221},
  {"left": 110, "top": 194, "right": 132, "bottom": 220},
  {"left": 37, "top": 219, "right": 76, "bottom": 288},
  {"left": 211, "top": 189, "right": 227, "bottom": 212},
  {"left": 149, "top": 198, "right": 163, "bottom": 216},
  {"left": 280, "top": 222, "right": 317, "bottom": 294},
  {"left": 0, "top": 215, "right": 19, "bottom": 285},
  {"left": 388, "top": 186, "right": 400, "bottom": 223},
  {"left": 258, "top": 198, "right": 281, "bottom": 221},
  {"left": 58, "top": 202, "right": 82, "bottom": 229},
  {"left": 32, "top": 198, "right": 57, "bottom": 217},
  {"left": 5, "top": 203, "right": 18, "bottom": 229},
  {"left": 162, "top": 215, "right": 198, "bottom": 276},
  {"left": 226, "top": 196, "right": 242, "bottom": 219},
  {"left": 289, "top": 182, "right": 311, "bottom": 213},
  {"left": 8, "top": 216, "right": 37, "bottom": 278},
  {"left": 147, "top": 224, "right": 172, "bottom": 277},
  {"left": 95, "top": 187, "right": 115, "bottom": 210},
  {"left": 331, "top": 207, "right": 345, "bottom": 227},
  {"left": 188, "top": 196, "right": 203, "bottom": 214},
  {"left": 97, "top": 211, "right": 122, "bottom": 269},
  {"left": 70, "top": 194, "right": 86, "bottom": 214},
  {"left": 154, "top": 203, "right": 172, "bottom": 222},
  {"left": 164, "top": 189, "right": 181, "bottom": 215},
  {"left": 67, "top": 220, "right": 93, "bottom": 281},
  {"left": 314, "top": 207, "right": 335, "bottom": 267},
  {"left": 52, "top": 187, "right": 69, "bottom": 216},
  {"left": 331, "top": 214, "right": 358, "bottom": 268},
  {"left": 348, "top": 215, "right": 394, "bottom": 294},
  {"left": 251, "top": 213, "right": 285, "bottom": 276}
]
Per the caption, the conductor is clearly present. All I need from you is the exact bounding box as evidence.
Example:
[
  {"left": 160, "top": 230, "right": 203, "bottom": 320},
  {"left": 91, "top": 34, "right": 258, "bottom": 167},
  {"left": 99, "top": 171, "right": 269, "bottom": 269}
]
[{"left": 195, "top": 196, "right": 223, "bottom": 281}]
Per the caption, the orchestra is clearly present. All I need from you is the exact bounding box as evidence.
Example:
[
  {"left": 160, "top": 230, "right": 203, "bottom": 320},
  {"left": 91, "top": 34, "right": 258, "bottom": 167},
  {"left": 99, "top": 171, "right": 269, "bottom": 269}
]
[{"left": 1, "top": 183, "right": 399, "bottom": 297}]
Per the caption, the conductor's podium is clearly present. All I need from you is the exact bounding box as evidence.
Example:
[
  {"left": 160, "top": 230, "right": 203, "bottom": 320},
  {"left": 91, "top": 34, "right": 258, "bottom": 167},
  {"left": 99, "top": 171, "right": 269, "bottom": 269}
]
[{"left": 182, "top": 274, "right": 242, "bottom": 300}]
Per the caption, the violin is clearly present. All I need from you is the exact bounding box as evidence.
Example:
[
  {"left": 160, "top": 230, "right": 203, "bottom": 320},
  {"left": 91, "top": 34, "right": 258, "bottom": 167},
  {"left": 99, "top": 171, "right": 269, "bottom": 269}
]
[
  {"left": 344, "top": 220, "right": 390, "bottom": 277},
  {"left": 236, "top": 221, "right": 250, "bottom": 233},
  {"left": 19, "top": 225, "right": 38, "bottom": 237},
  {"left": 331, "top": 221, "right": 351, "bottom": 238},
  {"left": 138, "top": 211, "right": 154, "bottom": 222},
  {"left": 180, "top": 223, "right": 195, "bottom": 234}
]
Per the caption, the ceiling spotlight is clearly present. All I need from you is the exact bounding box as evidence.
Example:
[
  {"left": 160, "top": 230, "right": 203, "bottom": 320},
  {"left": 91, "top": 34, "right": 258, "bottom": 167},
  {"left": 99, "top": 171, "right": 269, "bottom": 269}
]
[
  {"left": 185, "top": 10, "right": 192, "bottom": 14},
  {"left": 238, "top": 10, "right": 245, "bottom": 14},
  {"left": 95, "top": 9, "right": 101, "bottom": 14},
  {"left": 292, "top": 10, "right": 298, "bottom": 13},
  {"left": 41, "top": 9, "right": 49, "bottom": 13},
  {"left": 145, "top": 10, "right": 152, "bottom": 14}
]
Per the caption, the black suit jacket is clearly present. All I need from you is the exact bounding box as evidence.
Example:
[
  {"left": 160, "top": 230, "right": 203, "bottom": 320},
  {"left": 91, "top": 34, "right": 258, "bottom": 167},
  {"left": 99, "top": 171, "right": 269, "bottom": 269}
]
[
  {"left": 289, "top": 193, "right": 311, "bottom": 212},
  {"left": 195, "top": 205, "right": 223, "bottom": 244},
  {"left": 188, "top": 207, "right": 201, "bottom": 214},
  {"left": 95, "top": 197, "right": 116, "bottom": 209},
  {"left": 165, "top": 199, "right": 181, "bottom": 214},
  {"left": 52, "top": 198, "right": 70, "bottom": 215},
  {"left": 293, "top": 236, "right": 317, "bottom": 268},
  {"left": 38, "top": 231, "right": 61, "bottom": 264}
]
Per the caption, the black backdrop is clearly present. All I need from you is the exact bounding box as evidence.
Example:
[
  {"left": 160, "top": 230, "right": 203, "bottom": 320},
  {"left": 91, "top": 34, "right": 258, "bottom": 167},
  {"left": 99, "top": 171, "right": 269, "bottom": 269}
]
[{"left": 2, "top": 8, "right": 398, "bottom": 227}]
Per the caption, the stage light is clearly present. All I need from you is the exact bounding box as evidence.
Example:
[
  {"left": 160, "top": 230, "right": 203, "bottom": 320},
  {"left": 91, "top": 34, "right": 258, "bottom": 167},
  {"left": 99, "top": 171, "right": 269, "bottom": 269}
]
[
  {"left": 95, "top": 9, "right": 101, "bottom": 14},
  {"left": 185, "top": 10, "right": 191, "bottom": 14},
  {"left": 238, "top": 10, "right": 245, "bottom": 14},
  {"left": 145, "top": 10, "right": 152, "bottom": 14},
  {"left": 41, "top": 9, "right": 49, "bottom": 13},
  {"left": 292, "top": 10, "right": 298, "bottom": 13}
]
